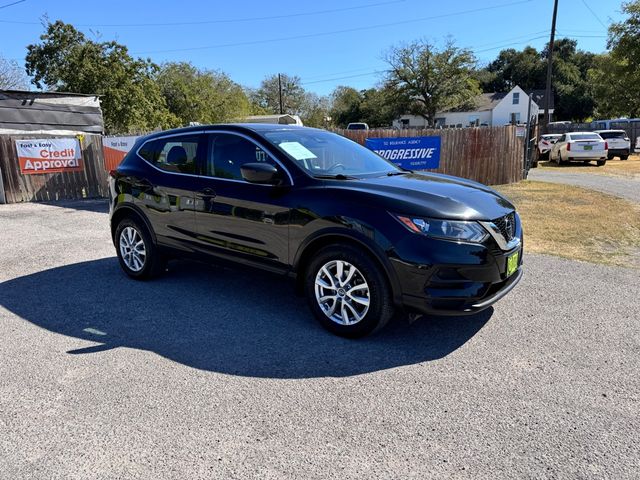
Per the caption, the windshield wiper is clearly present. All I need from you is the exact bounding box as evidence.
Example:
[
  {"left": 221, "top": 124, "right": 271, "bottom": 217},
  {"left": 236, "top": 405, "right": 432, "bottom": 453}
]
[
  {"left": 313, "top": 174, "right": 358, "bottom": 180},
  {"left": 387, "top": 170, "right": 411, "bottom": 176}
]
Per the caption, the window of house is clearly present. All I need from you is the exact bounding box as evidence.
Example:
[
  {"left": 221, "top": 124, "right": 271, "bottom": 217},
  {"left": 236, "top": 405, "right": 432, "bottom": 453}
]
[
  {"left": 510, "top": 112, "right": 521, "bottom": 124},
  {"left": 138, "top": 135, "right": 200, "bottom": 174},
  {"left": 468, "top": 115, "right": 480, "bottom": 127},
  {"left": 513, "top": 92, "right": 520, "bottom": 105}
]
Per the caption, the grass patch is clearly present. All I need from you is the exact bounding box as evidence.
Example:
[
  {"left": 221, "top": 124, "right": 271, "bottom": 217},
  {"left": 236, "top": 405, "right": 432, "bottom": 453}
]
[
  {"left": 494, "top": 180, "right": 640, "bottom": 268},
  {"left": 539, "top": 154, "right": 640, "bottom": 178}
]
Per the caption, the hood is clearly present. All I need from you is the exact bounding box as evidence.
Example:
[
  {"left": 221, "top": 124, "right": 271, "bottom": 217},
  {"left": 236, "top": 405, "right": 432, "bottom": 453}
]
[{"left": 339, "top": 172, "right": 515, "bottom": 221}]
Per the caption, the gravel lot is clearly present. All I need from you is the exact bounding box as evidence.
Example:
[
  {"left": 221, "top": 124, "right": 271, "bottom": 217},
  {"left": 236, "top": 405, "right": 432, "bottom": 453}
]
[
  {"left": 1, "top": 201, "right": 639, "bottom": 479},
  {"left": 528, "top": 168, "right": 640, "bottom": 203}
]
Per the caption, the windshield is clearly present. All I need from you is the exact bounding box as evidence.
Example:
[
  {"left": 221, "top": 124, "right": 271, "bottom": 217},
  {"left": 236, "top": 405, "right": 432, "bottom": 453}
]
[
  {"left": 569, "top": 133, "right": 601, "bottom": 141},
  {"left": 263, "top": 130, "right": 400, "bottom": 177},
  {"left": 348, "top": 124, "right": 367, "bottom": 130}
]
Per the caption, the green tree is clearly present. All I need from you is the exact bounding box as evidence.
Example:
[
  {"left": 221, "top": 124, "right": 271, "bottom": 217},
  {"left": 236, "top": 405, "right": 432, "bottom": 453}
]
[
  {"left": 25, "top": 21, "right": 176, "bottom": 134},
  {"left": 590, "top": 1, "right": 640, "bottom": 118},
  {"left": 359, "top": 86, "right": 406, "bottom": 128},
  {"left": 384, "top": 39, "right": 480, "bottom": 127},
  {"left": 299, "top": 92, "right": 331, "bottom": 128},
  {"left": 478, "top": 46, "right": 545, "bottom": 92},
  {"left": 329, "top": 86, "right": 363, "bottom": 127},
  {"left": 476, "top": 39, "right": 597, "bottom": 121},
  {"left": 250, "top": 73, "right": 307, "bottom": 115},
  {"left": 157, "top": 62, "right": 251, "bottom": 125}
]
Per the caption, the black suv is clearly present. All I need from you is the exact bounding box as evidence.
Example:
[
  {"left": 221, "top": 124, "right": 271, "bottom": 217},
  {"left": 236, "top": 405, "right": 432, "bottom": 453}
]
[{"left": 109, "top": 124, "right": 523, "bottom": 337}]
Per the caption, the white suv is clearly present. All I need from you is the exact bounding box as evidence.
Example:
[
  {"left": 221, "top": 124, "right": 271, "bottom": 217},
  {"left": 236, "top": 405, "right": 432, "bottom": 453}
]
[{"left": 594, "top": 130, "right": 630, "bottom": 160}]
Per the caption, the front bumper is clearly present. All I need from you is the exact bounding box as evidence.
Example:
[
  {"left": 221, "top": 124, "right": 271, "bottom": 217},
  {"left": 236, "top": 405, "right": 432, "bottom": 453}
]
[{"left": 390, "top": 231, "right": 524, "bottom": 316}]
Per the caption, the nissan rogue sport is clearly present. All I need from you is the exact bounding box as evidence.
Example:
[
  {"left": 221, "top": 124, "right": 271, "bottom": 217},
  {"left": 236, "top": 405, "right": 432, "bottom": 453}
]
[{"left": 109, "top": 124, "right": 523, "bottom": 337}]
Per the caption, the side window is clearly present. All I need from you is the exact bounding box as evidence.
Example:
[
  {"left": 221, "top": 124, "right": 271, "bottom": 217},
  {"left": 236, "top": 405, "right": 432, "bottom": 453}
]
[
  {"left": 513, "top": 92, "right": 520, "bottom": 105},
  {"left": 138, "top": 135, "right": 200, "bottom": 174},
  {"left": 559, "top": 134, "right": 566, "bottom": 142},
  {"left": 206, "top": 133, "right": 276, "bottom": 181}
]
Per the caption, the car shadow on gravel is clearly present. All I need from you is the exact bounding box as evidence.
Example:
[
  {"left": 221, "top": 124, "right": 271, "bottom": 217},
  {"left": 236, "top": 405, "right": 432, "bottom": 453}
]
[{"left": 0, "top": 258, "right": 492, "bottom": 379}]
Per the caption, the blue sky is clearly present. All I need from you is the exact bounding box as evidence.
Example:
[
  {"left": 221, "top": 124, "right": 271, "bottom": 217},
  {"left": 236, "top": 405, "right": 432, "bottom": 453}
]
[{"left": 0, "top": 0, "right": 626, "bottom": 95}]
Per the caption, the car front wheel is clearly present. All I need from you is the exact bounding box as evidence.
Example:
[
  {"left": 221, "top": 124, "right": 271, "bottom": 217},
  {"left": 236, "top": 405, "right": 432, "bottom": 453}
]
[
  {"left": 115, "top": 218, "right": 165, "bottom": 280},
  {"left": 304, "top": 244, "right": 395, "bottom": 338}
]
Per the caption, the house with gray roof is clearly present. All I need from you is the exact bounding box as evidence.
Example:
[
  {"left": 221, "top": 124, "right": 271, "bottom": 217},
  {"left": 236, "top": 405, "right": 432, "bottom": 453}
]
[{"left": 392, "top": 86, "right": 540, "bottom": 129}]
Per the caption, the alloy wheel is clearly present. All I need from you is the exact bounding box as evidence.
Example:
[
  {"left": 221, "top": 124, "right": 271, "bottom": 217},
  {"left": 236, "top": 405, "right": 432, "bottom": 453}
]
[
  {"left": 119, "top": 226, "right": 146, "bottom": 272},
  {"left": 314, "top": 260, "right": 370, "bottom": 325}
]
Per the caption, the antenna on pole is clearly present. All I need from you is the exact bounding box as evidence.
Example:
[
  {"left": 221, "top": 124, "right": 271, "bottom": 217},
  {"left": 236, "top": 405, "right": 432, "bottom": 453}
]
[{"left": 543, "top": 0, "right": 559, "bottom": 128}]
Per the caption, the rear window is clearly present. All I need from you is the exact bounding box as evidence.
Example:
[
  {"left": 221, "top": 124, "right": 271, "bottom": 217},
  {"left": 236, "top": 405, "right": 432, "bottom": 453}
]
[
  {"left": 541, "top": 135, "right": 560, "bottom": 140},
  {"left": 138, "top": 135, "right": 201, "bottom": 174},
  {"left": 569, "top": 133, "right": 601, "bottom": 141},
  {"left": 347, "top": 123, "right": 367, "bottom": 130},
  {"left": 598, "top": 131, "right": 627, "bottom": 139}
]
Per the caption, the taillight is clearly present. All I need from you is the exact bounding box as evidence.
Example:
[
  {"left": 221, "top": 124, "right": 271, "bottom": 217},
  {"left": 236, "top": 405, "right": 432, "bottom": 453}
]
[
  {"left": 604, "top": 142, "right": 608, "bottom": 150},
  {"left": 542, "top": 140, "right": 549, "bottom": 145},
  {"left": 109, "top": 169, "right": 118, "bottom": 178},
  {"left": 566, "top": 142, "right": 571, "bottom": 151}
]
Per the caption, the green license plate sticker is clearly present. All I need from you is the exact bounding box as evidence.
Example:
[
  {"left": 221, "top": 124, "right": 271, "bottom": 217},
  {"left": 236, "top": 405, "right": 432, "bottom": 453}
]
[
  {"left": 584, "top": 145, "right": 593, "bottom": 150},
  {"left": 506, "top": 251, "right": 519, "bottom": 277}
]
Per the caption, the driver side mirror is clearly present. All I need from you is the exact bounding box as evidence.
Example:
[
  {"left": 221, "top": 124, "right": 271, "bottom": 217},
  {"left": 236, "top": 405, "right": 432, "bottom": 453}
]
[{"left": 241, "top": 162, "right": 281, "bottom": 185}]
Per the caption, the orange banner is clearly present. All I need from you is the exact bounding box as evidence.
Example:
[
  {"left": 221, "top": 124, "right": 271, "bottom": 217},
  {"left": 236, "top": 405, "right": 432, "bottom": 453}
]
[{"left": 103, "top": 136, "right": 140, "bottom": 171}]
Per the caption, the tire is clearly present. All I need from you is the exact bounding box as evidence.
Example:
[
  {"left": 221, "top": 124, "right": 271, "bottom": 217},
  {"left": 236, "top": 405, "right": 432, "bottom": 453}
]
[
  {"left": 597, "top": 160, "right": 607, "bottom": 167},
  {"left": 608, "top": 154, "right": 614, "bottom": 160},
  {"left": 557, "top": 152, "right": 566, "bottom": 165},
  {"left": 621, "top": 155, "right": 629, "bottom": 161},
  {"left": 115, "top": 217, "right": 165, "bottom": 280},
  {"left": 304, "top": 244, "right": 395, "bottom": 338},
  {"left": 531, "top": 160, "right": 538, "bottom": 168},
  {"left": 583, "top": 160, "right": 591, "bottom": 165}
]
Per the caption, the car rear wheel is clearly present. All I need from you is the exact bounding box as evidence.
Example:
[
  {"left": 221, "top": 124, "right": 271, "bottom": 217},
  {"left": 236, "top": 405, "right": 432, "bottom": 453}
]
[
  {"left": 304, "top": 244, "right": 394, "bottom": 338},
  {"left": 583, "top": 160, "right": 591, "bottom": 165},
  {"left": 597, "top": 160, "right": 607, "bottom": 167},
  {"left": 115, "top": 218, "right": 165, "bottom": 280},
  {"left": 621, "top": 155, "right": 629, "bottom": 161}
]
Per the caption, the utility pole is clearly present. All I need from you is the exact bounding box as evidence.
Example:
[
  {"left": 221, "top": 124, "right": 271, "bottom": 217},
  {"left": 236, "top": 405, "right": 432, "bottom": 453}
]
[
  {"left": 278, "top": 73, "right": 284, "bottom": 114},
  {"left": 543, "top": 0, "right": 559, "bottom": 128}
]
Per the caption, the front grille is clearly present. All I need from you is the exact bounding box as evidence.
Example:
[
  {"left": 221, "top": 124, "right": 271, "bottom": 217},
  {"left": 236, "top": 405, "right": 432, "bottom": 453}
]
[{"left": 493, "top": 212, "right": 516, "bottom": 242}]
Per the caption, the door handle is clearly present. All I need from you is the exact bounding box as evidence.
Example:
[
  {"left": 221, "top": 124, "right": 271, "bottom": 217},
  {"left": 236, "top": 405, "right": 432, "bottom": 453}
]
[{"left": 197, "top": 187, "right": 216, "bottom": 198}]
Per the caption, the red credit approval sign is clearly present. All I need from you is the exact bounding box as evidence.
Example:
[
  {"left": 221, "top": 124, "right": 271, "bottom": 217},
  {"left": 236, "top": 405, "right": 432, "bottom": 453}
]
[{"left": 16, "top": 138, "right": 83, "bottom": 175}]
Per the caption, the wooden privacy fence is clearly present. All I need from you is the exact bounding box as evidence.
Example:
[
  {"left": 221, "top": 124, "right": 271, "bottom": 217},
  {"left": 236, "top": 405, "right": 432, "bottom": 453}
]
[
  {"left": 0, "top": 133, "right": 108, "bottom": 203},
  {"left": 0, "top": 126, "right": 525, "bottom": 203},
  {"left": 337, "top": 126, "right": 525, "bottom": 186}
]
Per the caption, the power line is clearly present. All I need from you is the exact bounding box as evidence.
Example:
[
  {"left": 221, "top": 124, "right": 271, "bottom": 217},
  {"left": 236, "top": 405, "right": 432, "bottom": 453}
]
[
  {"left": 580, "top": 0, "right": 608, "bottom": 30},
  {"left": 302, "top": 70, "right": 388, "bottom": 86},
  {"left": 0, "top": 0, "right": 25, "bottom": 9},
  {"left": 300, "top": 32, "right": 562, "bottom": 86},
  {"left": 130, "top": 0, "right": 533, "bottom": 54},
  {"left": 301, "top": 66, "right": 386, "bottom": 81},
  {"left": 474, "top": 34, "right": 551, "bottom": 54},
  {"left": 0, "top": 0, "right": 405, "bottom": 27}
]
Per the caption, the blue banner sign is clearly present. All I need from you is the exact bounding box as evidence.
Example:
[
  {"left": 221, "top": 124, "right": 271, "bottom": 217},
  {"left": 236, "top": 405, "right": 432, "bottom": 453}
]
[{"left": 365, "top": 136, "right": 441, "bottom": 170}]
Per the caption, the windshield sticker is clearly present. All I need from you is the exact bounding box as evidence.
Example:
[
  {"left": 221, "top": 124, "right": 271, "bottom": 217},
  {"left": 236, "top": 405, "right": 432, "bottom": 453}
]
[{"left": 279, "top": 141, "right": 317, "bottom": 160}]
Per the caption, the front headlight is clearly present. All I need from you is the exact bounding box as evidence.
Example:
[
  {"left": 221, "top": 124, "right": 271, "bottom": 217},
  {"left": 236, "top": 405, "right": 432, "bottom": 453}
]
[{"left": 393, "top": 214, "right": 489, "bottom": 243}]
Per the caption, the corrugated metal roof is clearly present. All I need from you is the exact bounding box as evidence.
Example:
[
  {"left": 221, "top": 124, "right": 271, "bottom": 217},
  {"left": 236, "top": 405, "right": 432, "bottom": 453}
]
[{"left": 0, "top": 90, "right": 104, "bottom": 134}]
